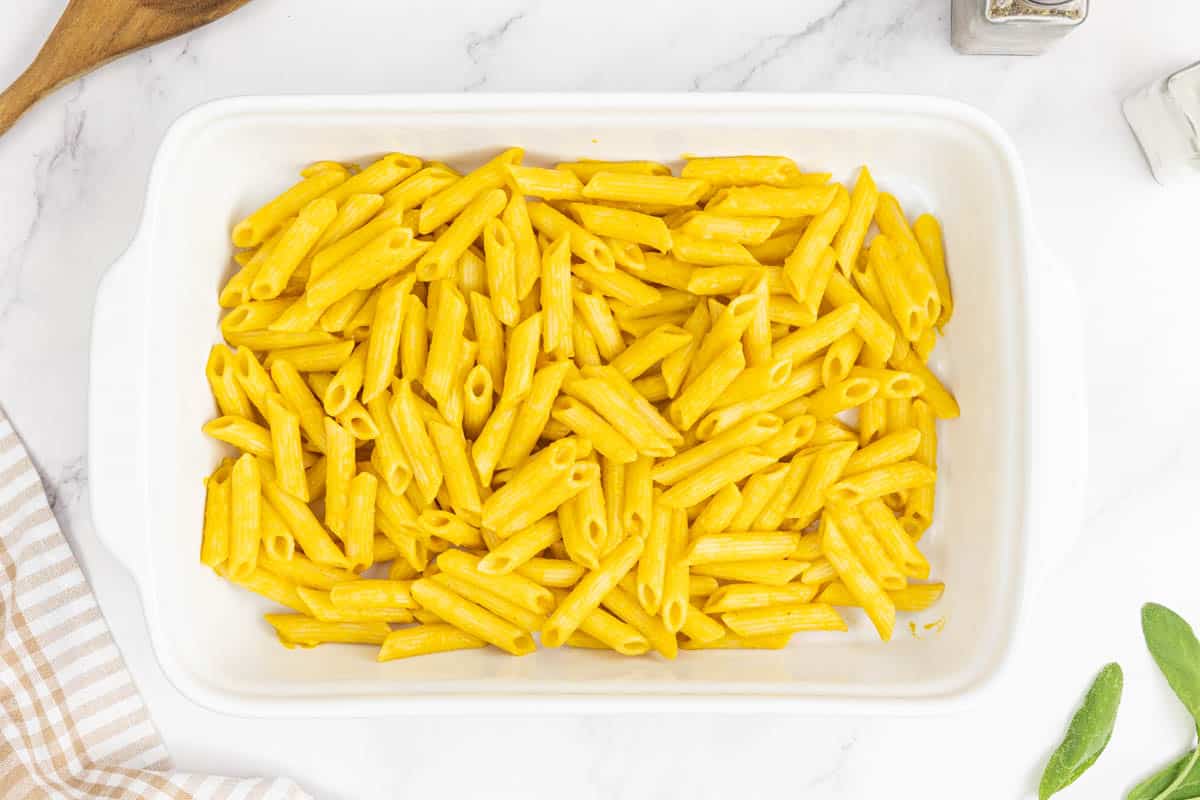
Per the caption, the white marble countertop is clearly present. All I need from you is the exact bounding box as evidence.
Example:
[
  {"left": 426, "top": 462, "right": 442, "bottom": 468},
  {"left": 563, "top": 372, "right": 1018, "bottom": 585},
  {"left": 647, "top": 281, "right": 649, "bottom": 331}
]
[{"left": 3, "top": 1, "right": 1200, "bottom": 797}]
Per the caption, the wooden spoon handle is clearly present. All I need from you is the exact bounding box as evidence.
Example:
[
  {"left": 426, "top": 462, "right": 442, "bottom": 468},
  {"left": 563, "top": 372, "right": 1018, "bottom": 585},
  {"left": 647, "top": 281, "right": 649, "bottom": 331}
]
[{"left": 0, "top": 0, "right": 252, "bottom": 138}]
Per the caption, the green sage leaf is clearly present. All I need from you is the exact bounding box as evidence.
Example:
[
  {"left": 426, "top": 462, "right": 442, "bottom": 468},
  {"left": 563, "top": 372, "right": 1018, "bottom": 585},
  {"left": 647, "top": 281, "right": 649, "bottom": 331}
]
[
  {"left": 1128, "top": 750, "right": 1200, "bottom": 800},
  {"left": 1142, "top": 603, "right": 1200, "bottom": 725},
  {"left": 1039, "top": 662, "right": 1124, "bottom": 800}
]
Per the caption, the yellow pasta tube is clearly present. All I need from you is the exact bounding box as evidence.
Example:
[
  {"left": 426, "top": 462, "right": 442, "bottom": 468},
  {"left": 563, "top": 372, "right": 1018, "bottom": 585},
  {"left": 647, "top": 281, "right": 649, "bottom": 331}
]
[
  {"left": 427, "top": 420, "right": 483, "bottom": 518},
  {"left": 556, "top": 160, "right": 670, "bottom": 181},
  {"left": 893, "top": 351, "right": 960, "bottom": 419},
  {"left": 259, "top": 550, "right": 355, "bottom": 591},
  {"left": 482, "top": 217, "right": 520, "bottom": 325},
  {"left": 471, "top": 396, "right": 521, "bottom": 487},
  {"left": 222, "top": 298, "right": 293, "bottom": 337},
  {"left": 681, "top": 294, "right": 757, "bottom": 389},
  {"left": 362, "top": 274, "right": 415, "bottom": 402},
  {"left": 671, "top": 233, "right": 758, "bottom": 267},
  {"left": 621, "top": 455, "right": 654, "bottom": 539},
  {"left": 516, "top": 557, "right": 586, "bottom": 588},
  {"left": 913, "top": 213, "right": 952, "bottom": 328},
  {"left": 388, "top": 379, "right": 444, "bottom": 502},
  {"left": 650, "top": 413, "right": 781, "bottom": 486},
  {"left": 232, "top": 167, "right": 346, "bottom": 248},
  {"left": 527, "top": 201, "right": 615, "bottom": 272},
  {"left": 677, "top": 212, "right": 780, "bottom": 246},
  {"left": 205, "top": 344, "right": 255, "bottom": 420},
  {"left": 561, "top": 377, "right": 673, "bottom": 458},
  {"left": 508, "top": 164, "right": 585, "bottom": 199},
  {"left": 817, "top": 581, "right": 944, "bottom": 612},
  {"left": 364, "top": 390, "right": 412, "bottom": 495},
  {"left": 562, "top": 482, "right": 605, "bottom": 570},
  {"left": 772, "top": 304, "right": 861, "bottom": 365},
  {"left": 429, "top": 573, "right": 546, "bottom": 632},
  {"left": 826, "top": 503, "right": 904, "bottom": 591},
  {"left": 728, "top": 464, "right": 790, "bottom": 530},
  {"left": 551, "top": 396, "right": 638, "bottom": 464},
  {"left": 660, "top": 301, "right": 711, "bottom": 397},
  {"left": 257, "top": 475, "right": 347, "bottom": 575},
  {"left": 410, "top": 578, "right": 535, "bottom": 656},
  {"left": 637, "top": 495, "right": 671, "bottom": 615},
  {"left": 462, "top": 365, "right": 494, "bottom": 440},
  {"left": 660, "top": 507, "right": 690, "bottom": 633},
  {"left": 251, "top": 198, "right": 337, "bottom": 300},
  {"left": 822, "top": 516, "right": 895, "bottom": 641},
  {"left": 693, "top": 359, "right": 821, "bottom": 441},
  {"left": 826, "top": 461, "right": 935, "bottom": 505},
  {"left": 418, "top": 509, "right": 484, "bottom": 548},
  {"left": 573, "top": 290, "right": 625, "bottom": 362},
  {"left": 377, "top": 624, "right": 486, "bottom": 661},
  {"left": 570, "top": 203, "right": 672, "bottom": 252},
  {"left": 599, "top": 455, "right": 626, "bottom": 556},
  {"left": 822, "top": 333, "right": 864, "bottom": 388},
  {"left": 583, "top": 172, "right": 707, "bottom": 206},
  {"left": 904, "top": 398, "right": 937, "bottom": 536},
  {"left": 690, "top": 576, "right": 720, "bottom": 598},
  {"left": 500, "top": 311, "right": 543, "bottom": 402},
  {"left": 226, "top": 454, "right": 262, "bottom": 580},
  {"left": 753, "top": 452, "right": 814, "bottom": 530},
  {"left": 498, "top": 361, "right": 573, "bottom": 470},
  {"left": 482, "top": 439, "right": 587, "bottom": 534},
  {"left": 686, "top": 532, "right": 800, "bottom": 565},
  {"left": 318, "top": 341, "right": 365, "bottom": 416},
  {"left": 609, "top": 326, "right": 691, "bottom": 383},
  {"left": 704, "top": 184, "right": 836, "bottom": 217},
  {"left": 322, "top": 418, "right": 354, "bottom": 535},
  {"left": 603, "top": 579, "right": 678, "bottom": 659},
  {"left": 270, "top": 359, "right": 328, "bottom": 452},
  {"left": 417, "top": 147, "right": 521, "bottom": 234},
  {"left": 786, "top": 441, "right": 857, "bottom": 521},
  {"left": 703, "top": 583, "right": 818, "bottom": 614},
  {"left": 264, "top": 339, "right": 355, "bottom": 372},
  {"left": 418, "top": 187, "right": 509, "bottom": 283},
  {"left": 200, "top": 460, "right": 233, "bottom": 567},
  {"left": 542, "top": 535, "right": 644, "bottom": 648},
  {"left": 202, "top": 416, "right": 273, "bottom": 459},
  {"left": 844, "top": 428, "right": 921, "bottom": 476},
  {"left": 823, "top": 272, "right": 896, "bottom": 364},
  {"left": 804, "top": 376, "right": 879, "bottom": 419},
  {"left": 343, "top": 290, "right": 379, "bottom": 341},
  {"left": 678, "top": 603, "right": 725, "bottom": 644},
  {"left": 341, "top": 472, "right": 377, "bottom": 572},
  {"left": 265, "top": 393, "right": 307, "bottom": 502},
  {"left": 323, "top": 153, "right": 420, "bottom": 207},
  {"left": 743, "top": 272, "right": 773, "bottom": 366},
  {"left": 868, "top": 235, "right": 925, "bottom": 342},
  {"left": 860, "top": 497, "right": 930, "bottom": 580},
  {"left": 782, "top": 185, "right": 848, "bottom": 305},
  {"left": 722, "top": 603, "right": 846, "bottom": 637},
  {"left": 832, "top": 166, "right": 879, "bottom": 275},
  {"left": 463, "top": 295, "right": 502, "bottom": 393},
  {"left": 669, "top": 342, "right": 745, "bottom": 431},
  {"left": 661, "top": 446, "right": 778, "bottom": 509},
  {"left": 422, "top": 281, "right": 467, "bottom": 407},
  {"left": 690, "top": 483, "right": 742, "bottom": 537},
  {"left": 501, "top": 192, "right": 540, "bottom": 301},
  {"left": 690, "top": 560, "right": 807, "bottom": 586},
  {"left": 437, "top": 550, "right": 555, "bottom": 615},
  {"left": 540, "top": 233, "right": 574, "bottom": 355},
  {"left": 681, "top": 155, "right": 806, "bottom": 187},
  {"left": 859, "top": 397, "right": 887, "bottom": 448},
  {"left": 265, "top": 615, "right": 389, "bottom": 649},
  {"left": 477, "top": 517, "right": 561, "bottom": 575}
]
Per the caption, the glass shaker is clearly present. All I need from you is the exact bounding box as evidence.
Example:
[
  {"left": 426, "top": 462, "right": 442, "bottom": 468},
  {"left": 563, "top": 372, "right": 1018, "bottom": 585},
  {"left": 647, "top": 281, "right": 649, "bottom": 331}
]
[
  {"left": 952, "top": 0, "right": 1088, "bottom": 55},
  {"left": 1124, "top": 62, "right": 1200, "bottom": 184}
]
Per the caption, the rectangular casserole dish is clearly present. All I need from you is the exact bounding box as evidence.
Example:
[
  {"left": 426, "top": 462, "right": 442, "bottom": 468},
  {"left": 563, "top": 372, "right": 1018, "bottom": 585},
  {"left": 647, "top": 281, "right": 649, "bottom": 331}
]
[{"left": 88, "top": 94, "right": 1084, "bottom": 715}]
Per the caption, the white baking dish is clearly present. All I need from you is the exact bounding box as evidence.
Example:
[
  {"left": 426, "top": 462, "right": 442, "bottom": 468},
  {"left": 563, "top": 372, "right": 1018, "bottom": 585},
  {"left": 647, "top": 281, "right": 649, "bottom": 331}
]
[{"left": 89, "top": 94, "right": 1084, "bottom": 715}]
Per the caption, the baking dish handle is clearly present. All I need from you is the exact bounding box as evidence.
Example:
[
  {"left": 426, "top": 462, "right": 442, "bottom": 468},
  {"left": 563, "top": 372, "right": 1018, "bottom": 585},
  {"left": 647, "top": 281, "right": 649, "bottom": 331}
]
[
  {"left": 88, "top": 234, "right": 149, "bottom": 583},
  {"left": 1026, "top": 241, "right": 1087, "bottom": 589}
]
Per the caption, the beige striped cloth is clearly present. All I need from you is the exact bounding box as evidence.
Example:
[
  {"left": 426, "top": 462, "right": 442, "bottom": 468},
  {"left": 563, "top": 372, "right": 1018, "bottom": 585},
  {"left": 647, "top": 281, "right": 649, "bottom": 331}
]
[{"left": 0, "top": 407, "right": 312, "bottom": 799}]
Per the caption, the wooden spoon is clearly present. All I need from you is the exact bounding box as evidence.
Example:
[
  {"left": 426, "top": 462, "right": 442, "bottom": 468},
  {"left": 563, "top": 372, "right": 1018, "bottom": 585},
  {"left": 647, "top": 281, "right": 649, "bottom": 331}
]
[{"left": 0, "top": 0, "right": 252, "bottom": 137}]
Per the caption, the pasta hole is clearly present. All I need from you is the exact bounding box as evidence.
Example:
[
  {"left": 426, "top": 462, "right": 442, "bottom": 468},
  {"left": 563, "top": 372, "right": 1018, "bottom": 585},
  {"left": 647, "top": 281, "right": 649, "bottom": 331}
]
[
  {"left": 843, "top": 381, "right": 874, "bottom": 403},
  {"left": 906, "top": 311, "right": 921, "bottom": 337},
  {"left": 584, "top": 520, "right": 604, "bottom": 548},
  {"left": 926, "top": 298, "right": 939, "bottom": 322},
  {"left": 327, "top": 385, "right": 348, "bottom": 412},
  {"left": 695, "top": 417, "right": 721, "bottom": 441},
  {"left": 231, "top": 222, "right": 257, "bottom": 249},
  {"left": 892, "top": 378, "right": 918, "bottom": 396},
  {"left": 513, "top": 633, "right": 536, "bottom": 654},
  {"left": 663, "top": 601, "right": 685, "bottom": 632}
]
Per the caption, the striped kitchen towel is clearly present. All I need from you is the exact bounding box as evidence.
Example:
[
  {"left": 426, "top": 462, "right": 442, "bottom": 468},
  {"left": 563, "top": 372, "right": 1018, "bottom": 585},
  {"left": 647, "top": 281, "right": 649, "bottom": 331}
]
[{"left": 0, "top": 406, "right": 312, "bottom": 799}]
